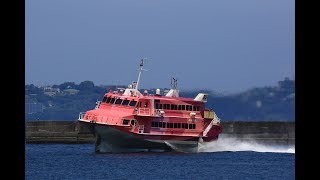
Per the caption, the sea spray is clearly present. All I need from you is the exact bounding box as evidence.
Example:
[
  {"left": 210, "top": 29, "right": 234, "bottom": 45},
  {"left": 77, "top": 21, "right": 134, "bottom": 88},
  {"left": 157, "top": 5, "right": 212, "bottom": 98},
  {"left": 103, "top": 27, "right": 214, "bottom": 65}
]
[{"left": 198, "top": 134, "right": 295, "bottom": 153}]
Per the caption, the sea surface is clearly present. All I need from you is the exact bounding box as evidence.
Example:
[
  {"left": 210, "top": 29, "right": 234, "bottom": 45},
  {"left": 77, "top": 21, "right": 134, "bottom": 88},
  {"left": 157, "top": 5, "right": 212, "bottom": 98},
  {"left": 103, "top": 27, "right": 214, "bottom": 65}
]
[{"left": 26, "top": 137, "right": 295, "bottom": 180}]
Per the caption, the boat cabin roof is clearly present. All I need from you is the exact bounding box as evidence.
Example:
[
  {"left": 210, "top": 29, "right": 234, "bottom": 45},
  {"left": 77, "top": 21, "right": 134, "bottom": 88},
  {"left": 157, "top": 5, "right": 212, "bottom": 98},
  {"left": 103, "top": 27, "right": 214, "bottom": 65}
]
[{"left": 104, "top": 91, "right": 201, "bottom": 104}]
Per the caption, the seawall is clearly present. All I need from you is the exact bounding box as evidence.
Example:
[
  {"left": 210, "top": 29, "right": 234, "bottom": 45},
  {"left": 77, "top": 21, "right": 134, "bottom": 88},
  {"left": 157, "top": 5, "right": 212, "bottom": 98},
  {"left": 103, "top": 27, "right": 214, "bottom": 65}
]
[{"left": 26, "top": 121, "right": 295, "bottom": 145}]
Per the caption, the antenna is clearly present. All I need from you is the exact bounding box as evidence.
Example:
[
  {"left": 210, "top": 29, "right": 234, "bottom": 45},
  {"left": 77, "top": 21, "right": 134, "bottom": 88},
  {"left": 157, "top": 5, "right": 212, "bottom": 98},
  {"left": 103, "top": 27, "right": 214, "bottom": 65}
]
[
  {"left": 135, "top": 58, "right": 148, "bottom": 90},
  {"left": 171, "top": 77, "right": 178, "bottom": 89}
]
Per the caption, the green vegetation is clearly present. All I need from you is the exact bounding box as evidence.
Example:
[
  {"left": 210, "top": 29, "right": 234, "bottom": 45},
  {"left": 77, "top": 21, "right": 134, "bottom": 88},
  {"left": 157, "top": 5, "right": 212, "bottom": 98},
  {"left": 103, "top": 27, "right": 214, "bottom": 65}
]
[{"left": 25, "top": 78, "right": 294, "bottom": 121}]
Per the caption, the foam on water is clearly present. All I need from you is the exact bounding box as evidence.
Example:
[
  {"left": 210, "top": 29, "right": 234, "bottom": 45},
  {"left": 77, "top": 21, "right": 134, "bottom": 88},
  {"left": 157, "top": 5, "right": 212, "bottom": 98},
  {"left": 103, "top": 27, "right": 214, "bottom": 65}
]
[{"left": 199, "top": 135, "right": 295, "bottom": 154}]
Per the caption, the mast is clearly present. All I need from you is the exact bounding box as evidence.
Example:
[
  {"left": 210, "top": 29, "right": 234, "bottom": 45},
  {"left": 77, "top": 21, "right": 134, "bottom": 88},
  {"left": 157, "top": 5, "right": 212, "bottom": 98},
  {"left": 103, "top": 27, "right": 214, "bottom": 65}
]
[
  {"left": 171, "top": 77, "right": 178, "bottom": 90},
  {"left": 135, "top": 58, "right": 146, "bottom": 90},
  {"left": 166, "top": 77, "right": 179, "bottom": 97}
]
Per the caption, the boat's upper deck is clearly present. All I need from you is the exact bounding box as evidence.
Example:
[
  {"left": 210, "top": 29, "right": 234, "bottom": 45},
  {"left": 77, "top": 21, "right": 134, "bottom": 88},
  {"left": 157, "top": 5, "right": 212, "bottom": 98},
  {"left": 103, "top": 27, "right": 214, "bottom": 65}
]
[
  {"left": 102, "top": 90, "right": 203, "bottom": 105},
  {"left": 90, "top": 88, "right": 210, "bottom": 119}
]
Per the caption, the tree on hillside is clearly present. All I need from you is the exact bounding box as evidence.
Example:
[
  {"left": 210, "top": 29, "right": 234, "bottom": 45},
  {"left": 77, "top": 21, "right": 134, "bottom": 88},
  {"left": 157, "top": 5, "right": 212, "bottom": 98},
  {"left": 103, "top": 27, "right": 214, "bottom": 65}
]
[
  {"left": 58, "top": 82, "right": 76, "bottom": 90},
  {"left": 25, "top": 84, "right": 42, "bottom": 94},
  {"left": 78, "top": 81, "right": 95, "bottom": 90}
]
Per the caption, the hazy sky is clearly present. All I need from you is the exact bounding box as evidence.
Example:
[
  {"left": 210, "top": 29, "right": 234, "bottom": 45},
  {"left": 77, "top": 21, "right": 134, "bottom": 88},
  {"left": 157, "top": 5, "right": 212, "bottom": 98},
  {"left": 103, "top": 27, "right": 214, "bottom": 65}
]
[{"left": 26, "top": 0, "right": 294, "bottom": 93}]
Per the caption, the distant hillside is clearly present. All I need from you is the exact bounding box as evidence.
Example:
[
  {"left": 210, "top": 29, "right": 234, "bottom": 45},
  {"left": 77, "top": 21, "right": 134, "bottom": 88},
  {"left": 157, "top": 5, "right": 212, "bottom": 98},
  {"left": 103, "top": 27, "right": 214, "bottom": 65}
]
[
  {"left": 207, "top": 78, "right": 294, "bottom": 121},
  {"left": 25, "top": 78, "right": 294, "bottom": 121}
]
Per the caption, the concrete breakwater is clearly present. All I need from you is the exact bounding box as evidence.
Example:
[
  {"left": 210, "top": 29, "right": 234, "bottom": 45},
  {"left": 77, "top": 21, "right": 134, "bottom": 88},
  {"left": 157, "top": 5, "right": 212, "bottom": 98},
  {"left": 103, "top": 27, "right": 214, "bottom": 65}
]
[{"left": 26, "top": 121, "right": 295, "bottom": 145}]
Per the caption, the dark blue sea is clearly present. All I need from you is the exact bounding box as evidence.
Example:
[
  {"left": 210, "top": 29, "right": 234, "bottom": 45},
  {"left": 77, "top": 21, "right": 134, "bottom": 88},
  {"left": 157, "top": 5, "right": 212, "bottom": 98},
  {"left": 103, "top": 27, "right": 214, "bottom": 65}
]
[{"left": 26, "top": 139, "right": 295, "bottom": 180}]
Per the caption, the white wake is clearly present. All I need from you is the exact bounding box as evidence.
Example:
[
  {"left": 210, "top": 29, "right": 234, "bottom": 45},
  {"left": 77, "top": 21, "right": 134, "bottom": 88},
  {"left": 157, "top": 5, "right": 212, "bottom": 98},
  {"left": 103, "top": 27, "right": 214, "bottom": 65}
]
[{"left": 199, "top": 135, "right": 295, "bottom": 154}]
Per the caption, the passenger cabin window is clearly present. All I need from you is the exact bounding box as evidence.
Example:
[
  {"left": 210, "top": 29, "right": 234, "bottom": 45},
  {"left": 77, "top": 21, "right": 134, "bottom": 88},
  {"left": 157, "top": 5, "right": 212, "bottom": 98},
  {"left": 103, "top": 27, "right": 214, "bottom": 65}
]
[
  {"left": 164, "top": 104, "right": 170, "bottom": 109},
  {"left": 156, "top": 104, "right": 162, "bottom": 109},
  {"left": 189, "top": 124, "right": 196, "bottom": 129},
  {"left": 115, "top": 99, "right": 123, "bottom": 105},
  {"left": 182, "top": 123, "right": 188, "bottom": 129},
  {"left": 163, "top": 104, "right": 167, "bottom": 109},
  {"left": 110, "top": 98, "right": 115, "bottom": 104},
  {"left": 186, "top": 105, "right": 192, "bottom": 111},
  {"left": 174, "top": 123, "right": 178, "bottom": 128},
  {"left": 122, "top": 100, "right": 130, "bottom": 106},
  {"left": 102, "top": 97, "right": 107, "bottom": 102},
  {"left": 106, "top": 97, "right": 111, "bottom": 103},
  {"left": 158, "top": 122, "right": 163, "bottom": 128},
  {"left": 171, "top": 104, "right": 177, "bottom": 110},
  {"left": 122, "top": 119, "right": 130, "bottom": 125},
  {"left": 155, "top": 104, "right": 200, "bottom": 111},
  {"left": 131, "top": 120, "right": 136, "bottom": 126},
  {"left": 151, "top": 121, "right": 195, "bottom": 129},
  {"left": 193, "top": 106, "right": 200, "bottom": 111},
  {"left": 129, "top": 100, "right": 137, "bottom": 107}
]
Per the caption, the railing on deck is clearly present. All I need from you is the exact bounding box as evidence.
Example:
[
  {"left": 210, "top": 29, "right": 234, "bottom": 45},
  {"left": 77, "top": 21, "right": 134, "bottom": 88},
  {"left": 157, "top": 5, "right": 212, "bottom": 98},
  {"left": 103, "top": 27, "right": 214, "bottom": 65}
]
[
  {"left": 95, "top": 101, "right": 102, "bottom": 109},
  {"left": 135, "top": 108, "right": 164, "bottom": 116},
  {"left": 78, "top": 112, "right": 128, "bottom": 126},
  {"left": 136, "top": 108, "right": 151, "bottom": 116}
]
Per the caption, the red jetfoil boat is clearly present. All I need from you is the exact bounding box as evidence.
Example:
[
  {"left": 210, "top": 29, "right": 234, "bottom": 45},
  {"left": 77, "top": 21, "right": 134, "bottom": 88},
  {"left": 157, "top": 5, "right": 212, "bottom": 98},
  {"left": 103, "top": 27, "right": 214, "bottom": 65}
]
[{"left": 78, "top": 59, "right": 222, "bottom": 152}]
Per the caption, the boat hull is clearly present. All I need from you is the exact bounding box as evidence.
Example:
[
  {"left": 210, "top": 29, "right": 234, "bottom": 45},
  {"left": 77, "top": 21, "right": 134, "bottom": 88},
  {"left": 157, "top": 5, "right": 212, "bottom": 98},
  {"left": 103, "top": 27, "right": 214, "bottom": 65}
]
[{"left": 80, "top": 121, "right": 204, "bottom": 153}]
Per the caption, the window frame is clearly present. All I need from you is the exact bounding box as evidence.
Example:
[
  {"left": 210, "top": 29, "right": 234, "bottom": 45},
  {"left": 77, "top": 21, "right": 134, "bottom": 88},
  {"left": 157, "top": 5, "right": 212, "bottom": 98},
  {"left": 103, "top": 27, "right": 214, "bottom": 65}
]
[
  {"left": 115, "top": 98, "right": 123, "bottom": 105},
  {"left": 122, "top": 99, "right": 130, "bottom": 106},
  {"left": 110, "top": 98, "right": 116, "bottom": 104}
]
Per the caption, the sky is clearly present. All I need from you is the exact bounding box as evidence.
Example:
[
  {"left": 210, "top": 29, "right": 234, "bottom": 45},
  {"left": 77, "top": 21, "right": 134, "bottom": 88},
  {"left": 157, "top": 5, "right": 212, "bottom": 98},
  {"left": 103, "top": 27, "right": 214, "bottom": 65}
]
[{"left": 25, "top": 0, "right": 294, "bottom": 93}]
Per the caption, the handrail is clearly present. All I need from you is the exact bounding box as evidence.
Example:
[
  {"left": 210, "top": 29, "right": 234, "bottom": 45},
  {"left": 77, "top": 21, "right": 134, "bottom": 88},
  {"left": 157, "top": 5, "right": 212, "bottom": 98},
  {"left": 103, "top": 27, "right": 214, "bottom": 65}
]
[
  {"left": 78, "top": 112, "right": 86, "bottom": 120},
  {"left": 136, "top": 108, "right": 164, "bottom": 116},
  {"left": 77, "top": 112, "right": 128, "bottom": 126},
  {"left": 136, "top": 108, "right": 151, "bottom": 115},
  {"left": 95, "top": 101, "right": 102, "bottom": 109},
  {"left": 135, "top": 108, "right": 201, "bottom": 118}
]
